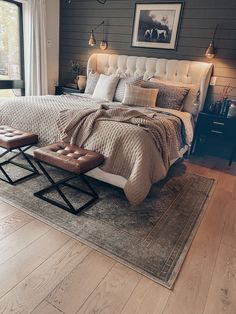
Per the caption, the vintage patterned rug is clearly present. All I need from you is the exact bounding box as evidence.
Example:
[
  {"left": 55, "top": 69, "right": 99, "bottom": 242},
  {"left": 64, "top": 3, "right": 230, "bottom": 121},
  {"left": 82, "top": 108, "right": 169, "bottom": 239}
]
[{"left": 0, "top": 161, "right": 215, "bottom": 288}]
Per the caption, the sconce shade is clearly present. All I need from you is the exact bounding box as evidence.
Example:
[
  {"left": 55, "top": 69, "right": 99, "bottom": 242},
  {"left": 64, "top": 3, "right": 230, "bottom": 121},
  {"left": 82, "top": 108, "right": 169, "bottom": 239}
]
[
  {"left": 205, "top": 41, "right": 216, "bottom": 59},
  {"left": 88, "top": 21, "right": 108, "bottom": 50},
  {"left": 100, "top": 40, "right": 108, "bottom": 50},
  {"left": 89, "top": 30, "right": 96, "bottom": 46}
]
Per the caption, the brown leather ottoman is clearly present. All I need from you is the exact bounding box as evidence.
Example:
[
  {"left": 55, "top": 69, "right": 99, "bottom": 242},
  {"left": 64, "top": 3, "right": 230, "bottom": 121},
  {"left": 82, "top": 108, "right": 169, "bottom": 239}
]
[
  {"left": 0, "top": 125, "right": 39, "bottom": 184},
  {"left": 33, "top": 142, "right": 104, "bottom": 214}
]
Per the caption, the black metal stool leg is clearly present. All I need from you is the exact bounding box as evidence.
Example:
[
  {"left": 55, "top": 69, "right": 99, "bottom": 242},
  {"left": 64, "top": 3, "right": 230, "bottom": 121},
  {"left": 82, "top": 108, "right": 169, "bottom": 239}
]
[
  {"left": 34, "top": 160, "right": 99, "bottom": 215},
  {"left": 19, "top": 147, "right": 39, "bottom": 174},
  {"left": 0, "top": 164, "right": 13, "bottom": 184},
  {"left": 35, "top": 161, "right": 76, "bottom": 212},
  {"left": 0, "top": 145, "right": 39, "bottom": 185}
]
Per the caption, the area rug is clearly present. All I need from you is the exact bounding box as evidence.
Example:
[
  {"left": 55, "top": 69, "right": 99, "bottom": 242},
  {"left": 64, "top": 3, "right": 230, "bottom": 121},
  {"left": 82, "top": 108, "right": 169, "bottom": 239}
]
[{"left": 0, "top": 160, "right": 215, "bottom": 289}]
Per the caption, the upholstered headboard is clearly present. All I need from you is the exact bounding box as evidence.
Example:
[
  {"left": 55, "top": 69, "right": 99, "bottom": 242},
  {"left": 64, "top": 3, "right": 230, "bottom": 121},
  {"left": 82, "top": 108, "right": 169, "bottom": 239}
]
[{"left": 87, "top": 53, "right": 213, "bottom": 113}]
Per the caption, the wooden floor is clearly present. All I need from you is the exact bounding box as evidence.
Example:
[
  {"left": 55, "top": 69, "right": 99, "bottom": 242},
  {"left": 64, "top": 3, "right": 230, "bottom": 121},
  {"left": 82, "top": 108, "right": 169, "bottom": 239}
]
[{"left": 0, "top": 156, "right": 235, "bottom": 314}]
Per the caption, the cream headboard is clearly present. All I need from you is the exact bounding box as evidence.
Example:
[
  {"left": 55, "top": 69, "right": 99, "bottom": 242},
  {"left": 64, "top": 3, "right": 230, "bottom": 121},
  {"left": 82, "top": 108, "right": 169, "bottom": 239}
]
[{"left": 87, "top": 53, "right": 213, "bottom": 113}]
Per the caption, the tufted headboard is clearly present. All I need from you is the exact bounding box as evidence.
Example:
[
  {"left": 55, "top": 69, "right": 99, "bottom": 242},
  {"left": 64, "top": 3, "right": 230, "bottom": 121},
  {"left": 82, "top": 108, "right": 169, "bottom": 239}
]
[{"left": 87, "top": 53, "right": 213, "bottom": 113}]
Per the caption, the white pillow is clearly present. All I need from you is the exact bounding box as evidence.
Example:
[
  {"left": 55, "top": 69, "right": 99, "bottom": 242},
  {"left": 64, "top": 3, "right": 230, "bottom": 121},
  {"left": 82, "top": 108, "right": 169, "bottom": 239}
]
[
  {"left": 85, "top": 72, "right": 100, "bottom": 94},
  {"left": 92, "top": 74, "right": 119, "bottom": 101}
]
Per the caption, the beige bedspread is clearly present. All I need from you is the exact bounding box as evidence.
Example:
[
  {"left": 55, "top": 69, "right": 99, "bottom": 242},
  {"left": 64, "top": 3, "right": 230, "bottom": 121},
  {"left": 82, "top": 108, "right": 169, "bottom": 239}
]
[
  {"left": 0, "top": 94, "right": 193, "bottom": 205},
  {"left": 57, "top": 104, "right": 190, "bottom": 204}
]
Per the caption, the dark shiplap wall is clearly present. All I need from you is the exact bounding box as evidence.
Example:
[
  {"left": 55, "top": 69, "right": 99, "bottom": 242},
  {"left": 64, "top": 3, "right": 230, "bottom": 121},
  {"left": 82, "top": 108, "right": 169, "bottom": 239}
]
[{"left": 59, "top": 0, "right": 236, "bottom": 102}]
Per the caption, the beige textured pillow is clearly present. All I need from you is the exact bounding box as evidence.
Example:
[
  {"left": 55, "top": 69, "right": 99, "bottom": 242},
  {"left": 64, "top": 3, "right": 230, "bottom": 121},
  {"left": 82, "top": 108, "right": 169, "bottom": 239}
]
[
  {"left": 122, "top": 84, "right": 158, "bottom": 108},
  {"left": 92, "top": 74, "right": 119, "bottom": 101},
  {"left": 142, "top": 80, "right": 189, "bottom": 111}
]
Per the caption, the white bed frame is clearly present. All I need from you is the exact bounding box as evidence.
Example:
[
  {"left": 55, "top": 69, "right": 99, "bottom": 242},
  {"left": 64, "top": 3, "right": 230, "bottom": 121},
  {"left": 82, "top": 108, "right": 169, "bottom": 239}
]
[{"left": 85, "top": 53, "right": 213, "bottom": 189}]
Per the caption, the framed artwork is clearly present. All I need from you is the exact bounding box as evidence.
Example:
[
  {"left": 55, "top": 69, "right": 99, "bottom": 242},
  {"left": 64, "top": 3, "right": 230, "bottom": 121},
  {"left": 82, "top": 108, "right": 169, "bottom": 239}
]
[{"left": 131, "top": 2, "right": 184, "bottom": 50}]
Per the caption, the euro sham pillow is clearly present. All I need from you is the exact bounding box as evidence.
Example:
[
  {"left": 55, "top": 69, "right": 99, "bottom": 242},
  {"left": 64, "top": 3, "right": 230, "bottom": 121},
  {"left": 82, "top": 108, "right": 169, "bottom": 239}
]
[
  {"left": 150, "top": 78, "right": 200, "bottom": 116},
  {"left": 114, "top": 76, "right": 143, "bottom": 102},
  {"left": 142, "top": 80, "right": 189, "bottom": 111},
  {"left": 122, "top": 84, "right": 158, "bottom": 108},
  {"left": 92, "top": 74, "right": 120, "bottom": 102},
  {"left": 84, "top": 72, "right": 100, "bottom": 94}
]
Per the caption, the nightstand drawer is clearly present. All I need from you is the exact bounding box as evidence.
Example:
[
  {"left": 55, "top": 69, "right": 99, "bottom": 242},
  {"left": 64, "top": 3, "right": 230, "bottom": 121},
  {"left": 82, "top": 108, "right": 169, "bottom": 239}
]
[
  {"left": 197, "top": 114, "right": 236, "bottom": 139},
  {"left": 209, "top": 120, "right": 226, "bottom": 136}
]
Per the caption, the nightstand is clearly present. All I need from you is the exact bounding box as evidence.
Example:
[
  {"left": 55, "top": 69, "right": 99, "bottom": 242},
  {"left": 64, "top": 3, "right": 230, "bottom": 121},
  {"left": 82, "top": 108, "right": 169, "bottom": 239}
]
[
  {"left": 191, "top": 112, "right": 236, "bottom": 166},
  {"left": 55, "top": 85, "right": 84, "bottom": 95}
]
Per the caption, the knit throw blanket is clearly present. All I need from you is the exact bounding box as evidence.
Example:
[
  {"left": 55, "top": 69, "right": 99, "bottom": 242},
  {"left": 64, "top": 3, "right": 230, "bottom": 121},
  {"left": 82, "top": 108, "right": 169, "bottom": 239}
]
[{"left": 57, "top": 105, "right": 186, "bottom": 205}]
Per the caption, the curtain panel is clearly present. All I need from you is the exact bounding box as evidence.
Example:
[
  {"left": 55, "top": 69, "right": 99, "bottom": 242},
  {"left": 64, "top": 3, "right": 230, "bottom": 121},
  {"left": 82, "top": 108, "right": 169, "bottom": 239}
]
[{"left": 22, "top": 0, "right": 48, "bottom": 96}]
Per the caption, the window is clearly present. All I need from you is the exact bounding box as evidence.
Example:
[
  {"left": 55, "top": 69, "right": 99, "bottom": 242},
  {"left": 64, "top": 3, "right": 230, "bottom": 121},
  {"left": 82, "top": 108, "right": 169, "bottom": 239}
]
[{"left": 0, "top": 0, "right": 24, "bottom": 97}]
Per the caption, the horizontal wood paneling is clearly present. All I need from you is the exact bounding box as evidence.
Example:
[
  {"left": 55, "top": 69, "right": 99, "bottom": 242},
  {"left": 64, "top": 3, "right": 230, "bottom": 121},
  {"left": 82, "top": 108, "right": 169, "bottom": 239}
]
[{"left": 59, "top": 0, "right": 236, "bottom": 103}]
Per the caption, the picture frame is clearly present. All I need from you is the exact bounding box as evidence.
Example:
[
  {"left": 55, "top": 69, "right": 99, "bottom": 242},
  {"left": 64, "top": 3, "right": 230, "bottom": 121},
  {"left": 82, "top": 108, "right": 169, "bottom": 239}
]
[{"left": 131, "top": 2, "right": 184, "bottom": 50}]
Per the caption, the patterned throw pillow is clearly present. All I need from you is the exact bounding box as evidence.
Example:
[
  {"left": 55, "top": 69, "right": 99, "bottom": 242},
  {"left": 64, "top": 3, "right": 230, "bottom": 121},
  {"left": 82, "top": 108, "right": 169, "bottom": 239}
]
[
  {"left": 114, "top": 76, "right": 143, "bottom": 102},
  {"left": 92, "top": 74, "right": 120, "bottom": 102},
  {"left": 150, "top": 78, "right": 200, "bottom": 115},
  {"left": 84, "top": 72, "right": 100, "bottom": 94},
  {"left": 122, "top": 84, "right": 158, "bottom": 108},
  {"left": 142, "top": 81, "right": 190, "bottom": 111}
]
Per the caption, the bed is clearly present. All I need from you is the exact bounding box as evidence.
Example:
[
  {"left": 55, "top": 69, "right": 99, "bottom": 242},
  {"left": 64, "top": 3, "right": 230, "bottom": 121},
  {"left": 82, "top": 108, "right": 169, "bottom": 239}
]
[{"left": 0, "top": 53, "right": 213, "bottom": 204}]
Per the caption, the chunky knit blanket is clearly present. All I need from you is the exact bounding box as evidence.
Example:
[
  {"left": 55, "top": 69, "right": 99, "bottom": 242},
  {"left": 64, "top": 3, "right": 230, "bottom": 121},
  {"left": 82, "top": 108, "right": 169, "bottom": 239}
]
[
  {"left": 0, "top": 94, "right": 192, "bottom": 205},
  {"left": 57, "top": 104, "right": 188, "bottom": 204}
]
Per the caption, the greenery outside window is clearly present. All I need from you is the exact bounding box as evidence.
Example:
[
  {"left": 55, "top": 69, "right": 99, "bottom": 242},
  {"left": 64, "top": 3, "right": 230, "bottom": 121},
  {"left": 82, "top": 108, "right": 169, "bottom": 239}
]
[{"left": 0, "top": 0, "right": 24, "bottom": 97}]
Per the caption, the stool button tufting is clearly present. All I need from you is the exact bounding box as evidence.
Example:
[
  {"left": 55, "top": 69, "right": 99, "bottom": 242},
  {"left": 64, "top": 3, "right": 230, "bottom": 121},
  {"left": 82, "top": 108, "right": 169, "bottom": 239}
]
[{"left": 57, "top": 149, "right": 67, "bottom": 155}]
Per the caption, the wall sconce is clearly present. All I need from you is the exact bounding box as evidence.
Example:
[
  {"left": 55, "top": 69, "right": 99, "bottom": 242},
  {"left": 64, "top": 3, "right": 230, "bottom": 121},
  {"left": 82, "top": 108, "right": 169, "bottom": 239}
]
[
  {"left": 205, "top": 24, "right": 219, "bottom": 59},
  {"left": 88, "top": 21, "right": 108, "bottom": 50}
]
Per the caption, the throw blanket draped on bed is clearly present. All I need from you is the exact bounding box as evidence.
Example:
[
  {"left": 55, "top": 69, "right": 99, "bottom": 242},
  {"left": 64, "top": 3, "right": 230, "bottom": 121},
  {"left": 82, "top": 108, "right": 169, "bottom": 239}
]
[
  {"left": 0, "top": 95, "right": 192, "bottom": 205},
  {"left": 57, "top": 105, "right": 186, "bottom": 204}
]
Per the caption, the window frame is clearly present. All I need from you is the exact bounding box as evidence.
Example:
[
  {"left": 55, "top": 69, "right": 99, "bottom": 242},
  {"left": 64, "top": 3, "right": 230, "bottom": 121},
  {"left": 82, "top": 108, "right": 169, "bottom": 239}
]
[{"left": 0, "top": 0, "right": 25, "bottom": 94}]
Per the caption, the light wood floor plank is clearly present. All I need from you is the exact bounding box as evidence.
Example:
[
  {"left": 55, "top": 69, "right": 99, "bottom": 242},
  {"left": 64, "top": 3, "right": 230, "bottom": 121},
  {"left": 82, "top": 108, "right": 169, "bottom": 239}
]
[
  {"left": 217, "top": 172, "right": 236, "bottom": 193},
  {"left": 185, "top": 160, "right": 219, "bottom": 179},
  {"left": 47, "top": 250, "right": 115, "bottom": 313},
  {"left": 232, "top": 177, "right": 236, "bottom": 200},
  {"left": 0, "top": 200, "right": 18, "bottom": 219},
  {"left": 189, "top": 156, "right": 236, "bottom": 176},
  {"left": 32, "top": 301, "right": 64, "bottom": 314},
  {"left": 0, "top": 210, "right": 33, "bottom": 241},
  {"left": 77, "top": 263, "right": 141, "bottom": 314},
  {"left": 0, "top": 240, "right": 91, "bottom": 314},
  {"left": 0, "top": 219, "right": 51, "bottom": 265},
  {"left": 0, "top": 229, "right": 69, "bottom": 298},
  {"left": 121, "top": 277, "right": 170, "bottom": 314},
  {"left": 220, "top": 199, "right": 236, "bottom": 250},
  {"left": 203, "top": 244, "right": 236, "bottom": 314},
  {"left": 163, "top": 186, "right": 230, "bottom": 314}
]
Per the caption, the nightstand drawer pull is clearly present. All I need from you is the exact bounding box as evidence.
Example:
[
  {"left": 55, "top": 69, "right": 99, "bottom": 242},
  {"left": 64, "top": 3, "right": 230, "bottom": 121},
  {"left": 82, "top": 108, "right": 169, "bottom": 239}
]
[
  {"left": 213, "top": 121, "right": 224, "bottom": 126},
  {"left": 211, "top": 130, "right": 223, "bottom": 134}
]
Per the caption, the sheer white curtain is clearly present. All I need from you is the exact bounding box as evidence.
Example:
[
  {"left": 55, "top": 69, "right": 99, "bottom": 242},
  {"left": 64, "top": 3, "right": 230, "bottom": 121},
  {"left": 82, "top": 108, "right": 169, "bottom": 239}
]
[{"left": 22, "top": 0, "right": 48, "bottom": 96}]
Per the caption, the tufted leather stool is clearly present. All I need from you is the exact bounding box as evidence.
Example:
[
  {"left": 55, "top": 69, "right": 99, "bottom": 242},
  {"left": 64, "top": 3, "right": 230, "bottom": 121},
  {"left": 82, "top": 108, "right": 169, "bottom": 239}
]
[
  {"left": 0, "top": 125, "right": 39, "bottom": 184},
  {"left": 33, "top": 142, "right": 104, "bottom": 214}
]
